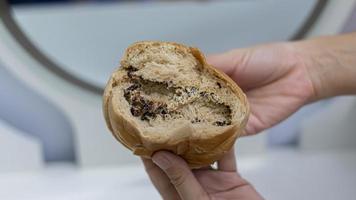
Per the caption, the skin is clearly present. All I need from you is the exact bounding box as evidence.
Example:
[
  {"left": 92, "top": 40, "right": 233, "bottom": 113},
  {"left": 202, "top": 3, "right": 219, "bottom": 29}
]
[
  {"left": 143, "top": 149, "right": 263, "bottom": 200},
  {"left": 142, "top": 33, "right": 356, "bottom": 200}
]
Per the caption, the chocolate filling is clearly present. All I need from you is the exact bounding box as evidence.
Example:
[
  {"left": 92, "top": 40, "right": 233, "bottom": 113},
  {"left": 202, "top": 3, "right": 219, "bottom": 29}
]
[
  {"left": 123, "top": 67, "right": 232, "bottom": 126},
  {"left": 124, "top": 85, "right": 169, "bottom": 121}
]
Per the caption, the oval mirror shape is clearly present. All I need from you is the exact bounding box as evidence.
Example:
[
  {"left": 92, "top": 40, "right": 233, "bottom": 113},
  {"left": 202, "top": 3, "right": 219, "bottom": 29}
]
[{"left": 10, "top": 0, "right": 321, "bottom": 92}]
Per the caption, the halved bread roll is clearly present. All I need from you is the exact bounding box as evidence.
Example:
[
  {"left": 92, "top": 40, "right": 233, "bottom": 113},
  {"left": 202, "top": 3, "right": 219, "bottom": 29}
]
[{"left": 103, "top": 41, "right": 249, "bottom": 168}]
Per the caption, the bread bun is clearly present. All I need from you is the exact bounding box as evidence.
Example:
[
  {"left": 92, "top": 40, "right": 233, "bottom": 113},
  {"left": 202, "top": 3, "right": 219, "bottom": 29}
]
[{"left": 103, "top": 41, "right": 249, "bottom": 168}]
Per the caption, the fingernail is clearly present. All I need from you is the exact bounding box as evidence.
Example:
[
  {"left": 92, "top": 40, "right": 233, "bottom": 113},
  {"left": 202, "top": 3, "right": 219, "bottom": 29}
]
[{"left": 152, "top": 152, "right": 171, "bottom": 170}]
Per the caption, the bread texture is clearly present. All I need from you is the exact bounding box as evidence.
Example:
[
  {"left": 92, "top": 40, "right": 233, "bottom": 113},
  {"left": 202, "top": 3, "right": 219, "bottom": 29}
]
[{"left": 103, "top": 41, "right": 249, "bottom": 168}]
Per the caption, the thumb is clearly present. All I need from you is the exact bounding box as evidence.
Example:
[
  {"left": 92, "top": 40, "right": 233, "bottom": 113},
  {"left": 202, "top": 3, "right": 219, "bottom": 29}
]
[{"left": 152, "top": 151, "right": 208, "bottom": 200}]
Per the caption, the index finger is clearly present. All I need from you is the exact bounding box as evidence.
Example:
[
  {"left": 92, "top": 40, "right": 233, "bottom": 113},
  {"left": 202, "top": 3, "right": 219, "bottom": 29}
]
[{"left": 141, "top": 158, "right": 180, "bottom": 200}]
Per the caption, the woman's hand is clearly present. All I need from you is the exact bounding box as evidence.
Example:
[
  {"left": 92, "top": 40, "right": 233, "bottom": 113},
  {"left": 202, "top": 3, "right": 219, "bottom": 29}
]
[
  {"left": 207, "top": 42, "right": 315, "bottom": 135},
  {"left": 142, "top": 149, "right": 263, "bottom": 200},
  {"left": 142, "top": 42, "right": 314, "bottom": 200},
  {"left": 208, "top": 33, "right": 356, "bottom": 135},
  {"left": 141, "top": 33, "right": 356, "bottom": 200}
]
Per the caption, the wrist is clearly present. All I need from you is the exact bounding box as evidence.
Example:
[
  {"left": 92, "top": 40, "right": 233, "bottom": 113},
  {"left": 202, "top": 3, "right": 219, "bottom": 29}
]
[
  {"left": 291, "top": 40, "right": 322, "bottom": 102},
  {"left": 292, "top": 38, "right": 328, "bottom": 102},
  {"left": 292, "top": 33, "right": 356, "bottom": 102}
]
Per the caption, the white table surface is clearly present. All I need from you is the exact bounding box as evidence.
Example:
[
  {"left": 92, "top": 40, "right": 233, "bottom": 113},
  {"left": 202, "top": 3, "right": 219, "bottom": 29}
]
[{"left": 1, "top": 149, "right": 356, "bottom": 200}]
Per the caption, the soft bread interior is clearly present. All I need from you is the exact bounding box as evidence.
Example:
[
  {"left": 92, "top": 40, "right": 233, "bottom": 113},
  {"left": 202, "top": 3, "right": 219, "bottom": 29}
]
[{"left": 111, "top": 42, "right": 244, "bottom": 136}]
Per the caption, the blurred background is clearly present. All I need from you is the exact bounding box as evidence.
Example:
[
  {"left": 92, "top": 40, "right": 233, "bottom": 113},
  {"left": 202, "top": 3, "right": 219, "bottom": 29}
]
[{"left": 0, "top": 0, "right": 355, "bottom": 199}]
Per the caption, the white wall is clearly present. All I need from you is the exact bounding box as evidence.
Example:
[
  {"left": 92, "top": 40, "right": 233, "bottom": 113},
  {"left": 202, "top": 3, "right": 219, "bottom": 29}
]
[
  {"left": 0, "top": 119, "right": 43, "bottom": 172},
  {"left": 301, "top": 97, "right": 356, "bottom": 151},
  {"left": 0, "top": 64, "right": 75, "bottom": 162}
]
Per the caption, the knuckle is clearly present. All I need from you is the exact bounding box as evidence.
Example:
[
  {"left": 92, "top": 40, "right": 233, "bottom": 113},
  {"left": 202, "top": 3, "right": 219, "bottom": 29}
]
[{"left": 166, "top": 166, "right": 189, "bottom": 187}]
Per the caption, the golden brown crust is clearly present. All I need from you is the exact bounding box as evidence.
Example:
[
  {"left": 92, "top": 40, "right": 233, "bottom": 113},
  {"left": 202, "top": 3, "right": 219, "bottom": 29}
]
[{"left": 103, "top": 41, "right": 249, "bottom": 168}]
